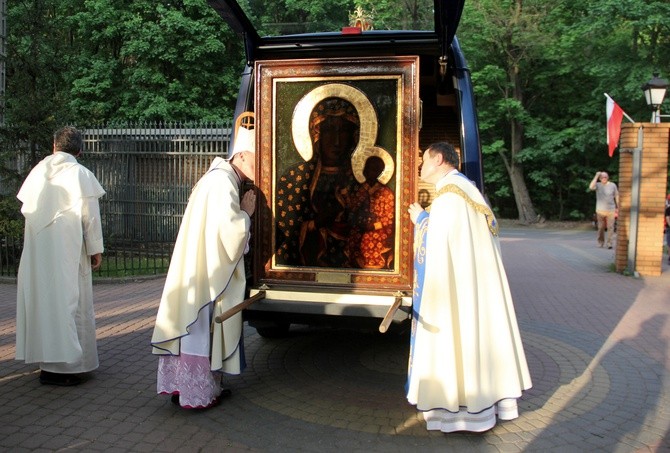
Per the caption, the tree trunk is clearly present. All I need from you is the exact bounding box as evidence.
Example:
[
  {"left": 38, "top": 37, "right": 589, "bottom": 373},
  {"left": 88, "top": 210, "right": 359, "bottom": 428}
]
[
  {"left": 507, "top": 116, "right": 539, "bottom": 224},
  {"left": 508, "top": 163, "right": 538, "bottom": 224},
  {"left": 505, "top": 5, "right": 540, "bottom": 225}
]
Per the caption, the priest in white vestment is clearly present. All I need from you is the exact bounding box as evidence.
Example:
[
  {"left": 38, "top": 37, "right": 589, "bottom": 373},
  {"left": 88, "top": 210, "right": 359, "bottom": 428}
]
[
  {"left": 406, "top": 141, "right": 532, "bottom": 432},
  {"left": 151, "top": 120, "right": 257, "bottom": 409},
  {"left": 16, "top": 126, "right": 105, "bottom": 386}
]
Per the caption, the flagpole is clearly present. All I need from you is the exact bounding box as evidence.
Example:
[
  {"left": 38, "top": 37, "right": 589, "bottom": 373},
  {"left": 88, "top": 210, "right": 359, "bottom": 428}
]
[{"left": 604, "top": 93, "right": 635, "bottom": 123}]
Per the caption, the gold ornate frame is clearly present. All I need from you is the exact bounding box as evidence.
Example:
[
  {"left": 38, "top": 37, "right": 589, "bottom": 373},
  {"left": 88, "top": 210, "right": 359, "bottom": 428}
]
[{"left": 253, "top": 56, "right": 419, "bottom": 291}]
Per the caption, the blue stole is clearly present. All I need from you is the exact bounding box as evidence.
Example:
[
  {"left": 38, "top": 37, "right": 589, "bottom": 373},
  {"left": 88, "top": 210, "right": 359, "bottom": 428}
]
[{"left": 406, "top": 209, "right": 429, "bottom": 393}]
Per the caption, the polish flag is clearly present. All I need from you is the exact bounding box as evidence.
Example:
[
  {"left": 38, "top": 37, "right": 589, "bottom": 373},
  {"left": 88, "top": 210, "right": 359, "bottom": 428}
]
[{"left": 606, "top": 95, "right": 624, "bottom": 157}]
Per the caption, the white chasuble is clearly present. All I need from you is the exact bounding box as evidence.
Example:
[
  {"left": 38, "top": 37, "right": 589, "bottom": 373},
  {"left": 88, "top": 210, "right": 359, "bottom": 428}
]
[
  {"left": 406, "top": 171, "right": 532, "bottom": 432},
  {"left": 16, "top": 152, "right": 105, "bottom": 372}
]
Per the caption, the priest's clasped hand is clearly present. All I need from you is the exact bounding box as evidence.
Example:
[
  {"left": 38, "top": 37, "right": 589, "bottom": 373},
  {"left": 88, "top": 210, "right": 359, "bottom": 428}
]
[{"left": 240, "top": 189, "right": 256, "bottom": 216}]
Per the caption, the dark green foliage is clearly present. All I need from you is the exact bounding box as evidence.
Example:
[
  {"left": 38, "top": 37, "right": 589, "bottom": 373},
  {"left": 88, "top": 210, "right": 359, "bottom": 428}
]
[
  {"left": 0, "top": 195, "right": 23, "bottom": 238},
  {"left": 5, "top": 0, "right": 245, "bottom": 128},
  {"left": 459, "top": 0, "right": 670, "bottom": 220}
]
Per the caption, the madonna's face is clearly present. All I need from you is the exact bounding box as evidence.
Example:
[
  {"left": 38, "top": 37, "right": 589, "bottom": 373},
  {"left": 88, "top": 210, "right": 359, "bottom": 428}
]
[{"left": 318, "top": 116, "right": 358, "bottom": 166}]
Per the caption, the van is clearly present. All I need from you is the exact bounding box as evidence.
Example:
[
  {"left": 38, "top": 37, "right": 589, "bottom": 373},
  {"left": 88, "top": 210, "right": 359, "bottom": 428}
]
[{"left": 209, "top": 0, "right": 483, "bottom": 336}]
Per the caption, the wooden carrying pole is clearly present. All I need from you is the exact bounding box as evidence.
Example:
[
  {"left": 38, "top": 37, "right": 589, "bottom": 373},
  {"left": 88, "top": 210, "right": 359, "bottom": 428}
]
[
  {"left": 214, "top": 290, "right": 266, "bottom": 324},
  {"left": 378, "top": 296, "right": 403, "bottom": 333}
]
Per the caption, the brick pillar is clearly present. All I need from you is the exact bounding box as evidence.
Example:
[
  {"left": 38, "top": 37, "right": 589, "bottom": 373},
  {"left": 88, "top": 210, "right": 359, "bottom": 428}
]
[{"left": 616, "top": 123, "right": 670, "bottom": 276}]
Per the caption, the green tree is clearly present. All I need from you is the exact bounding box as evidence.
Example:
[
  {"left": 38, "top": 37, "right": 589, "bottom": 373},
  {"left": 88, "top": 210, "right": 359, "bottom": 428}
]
[
  {"left": 460, "top": 0, "right": 669, "bottom": 221},
  {"left": 4, "top": 0, "right": 244, "bottom": 128},
  {"left": 458, "top": 0, "right": 555, "bottom": 223},
  {"left": 3, "top": 0, "right": 73, "bottom": 167},
  {"left": 520, "top": 0, "right": 670, "bottom": 220},
  {"left": 66, "top": 0, "right": 244, "bottom": 123}
]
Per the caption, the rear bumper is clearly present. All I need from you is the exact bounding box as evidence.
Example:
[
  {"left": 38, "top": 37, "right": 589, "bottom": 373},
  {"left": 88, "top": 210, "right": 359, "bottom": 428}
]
[{"left": 245, "top": 287, "right": 412, "bottom": 321}]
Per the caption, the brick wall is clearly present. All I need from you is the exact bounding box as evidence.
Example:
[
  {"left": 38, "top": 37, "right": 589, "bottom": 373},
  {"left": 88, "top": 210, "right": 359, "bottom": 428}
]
[{"left": 616, "top": 123, "right": 670, "bottom": 276}]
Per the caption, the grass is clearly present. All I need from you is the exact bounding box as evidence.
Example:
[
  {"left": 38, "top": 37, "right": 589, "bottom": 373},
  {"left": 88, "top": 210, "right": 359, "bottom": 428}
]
[{"left": 95, "top": 255, "right": 170, "bottom": 278}]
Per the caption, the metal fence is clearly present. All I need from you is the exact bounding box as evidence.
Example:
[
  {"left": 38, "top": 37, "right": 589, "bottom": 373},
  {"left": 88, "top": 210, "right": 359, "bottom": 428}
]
[{"left": 0, "top": 122, "right": 232, "bottom": 278}]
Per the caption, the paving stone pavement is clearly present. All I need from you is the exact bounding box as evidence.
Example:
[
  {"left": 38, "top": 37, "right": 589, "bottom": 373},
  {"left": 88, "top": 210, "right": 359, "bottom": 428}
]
[{"left": 1, "top": 227, "right": 669, "bottom": 452}]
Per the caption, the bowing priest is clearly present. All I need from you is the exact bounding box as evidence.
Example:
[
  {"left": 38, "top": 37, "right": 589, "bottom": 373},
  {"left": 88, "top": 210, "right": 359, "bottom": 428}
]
[
  {"left": 151, "top": 116, "right": 256, "bottom": 409},
  {"left": 406, "top": 141, "right": 532, "bottom": 432}
]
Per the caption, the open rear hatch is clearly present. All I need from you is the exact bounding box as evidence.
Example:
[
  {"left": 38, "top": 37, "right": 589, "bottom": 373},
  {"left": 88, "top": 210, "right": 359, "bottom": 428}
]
[{"left": 207, "top": 1, "right": 478, "bottom": 336}]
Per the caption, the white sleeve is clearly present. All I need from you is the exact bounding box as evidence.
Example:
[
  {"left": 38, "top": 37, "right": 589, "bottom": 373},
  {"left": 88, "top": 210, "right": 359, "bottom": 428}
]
[{"left": 81, "top": 197, "right": 104, "bottom": 255}]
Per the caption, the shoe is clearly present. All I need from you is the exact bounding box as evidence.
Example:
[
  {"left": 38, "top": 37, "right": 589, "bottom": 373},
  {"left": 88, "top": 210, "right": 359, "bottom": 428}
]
[
  {"left": 220, "top": 388, "right": 232, "bottom": 399},
  {"left": 39, "top": 370, "right": 82, "bottom": 386},
  {"left": 608, "top": 245, "right": 613, "bottom": 249}
]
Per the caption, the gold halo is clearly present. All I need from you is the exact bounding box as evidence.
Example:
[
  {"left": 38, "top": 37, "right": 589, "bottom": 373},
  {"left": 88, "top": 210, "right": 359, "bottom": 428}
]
[
  {"left": 292, "top": 83, "right": 378, "bottom": 162},
  {"left": 352, "top": 146, "right": 395, "bottom": 185}
]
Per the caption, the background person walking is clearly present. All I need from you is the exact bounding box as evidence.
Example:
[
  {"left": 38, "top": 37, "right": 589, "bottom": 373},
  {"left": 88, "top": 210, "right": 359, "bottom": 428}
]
[{"left": 589, "top": 171, "right": 619, "bottom": 249}]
